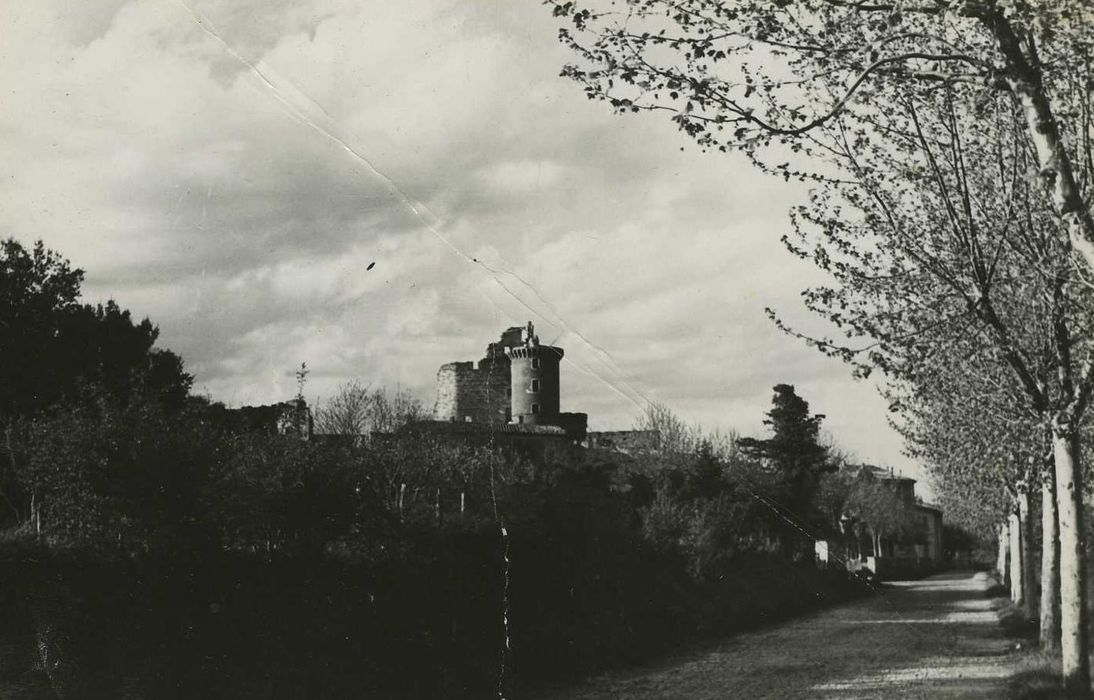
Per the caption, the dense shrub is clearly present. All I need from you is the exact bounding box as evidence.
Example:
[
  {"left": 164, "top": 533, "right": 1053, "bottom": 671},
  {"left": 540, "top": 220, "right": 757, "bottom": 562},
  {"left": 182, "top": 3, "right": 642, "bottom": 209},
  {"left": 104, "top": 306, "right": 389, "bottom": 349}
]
[
  {"left": 0, "top": 240, "right": 874, "bottom": 697},
  {"left": 0, "top": 401, "right": 868, "bottom": 698}
]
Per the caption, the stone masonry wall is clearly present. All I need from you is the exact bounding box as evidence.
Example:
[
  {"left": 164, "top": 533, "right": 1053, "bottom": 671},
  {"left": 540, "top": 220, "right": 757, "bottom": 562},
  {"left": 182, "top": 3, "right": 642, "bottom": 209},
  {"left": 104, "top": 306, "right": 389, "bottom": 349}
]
[{"left": 434, "top": 358, "right": 511, "bottom": 424}]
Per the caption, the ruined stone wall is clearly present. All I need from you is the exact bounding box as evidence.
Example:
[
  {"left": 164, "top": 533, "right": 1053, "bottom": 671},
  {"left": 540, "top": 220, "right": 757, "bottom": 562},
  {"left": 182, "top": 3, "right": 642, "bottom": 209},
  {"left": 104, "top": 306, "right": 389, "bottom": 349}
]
[
  {"left": 433, "top": 358, "right": 511, "bottom": 424},
  {"left": 585, "top": 430, "right": 661, "bottom": 454}
]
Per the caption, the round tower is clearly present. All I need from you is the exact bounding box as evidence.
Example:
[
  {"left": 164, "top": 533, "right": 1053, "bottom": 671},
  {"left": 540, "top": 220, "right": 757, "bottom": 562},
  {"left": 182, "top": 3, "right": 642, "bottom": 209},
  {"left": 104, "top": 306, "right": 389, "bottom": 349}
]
[{"left": 505, "top": 322, "right": 563, "bottom": 425}]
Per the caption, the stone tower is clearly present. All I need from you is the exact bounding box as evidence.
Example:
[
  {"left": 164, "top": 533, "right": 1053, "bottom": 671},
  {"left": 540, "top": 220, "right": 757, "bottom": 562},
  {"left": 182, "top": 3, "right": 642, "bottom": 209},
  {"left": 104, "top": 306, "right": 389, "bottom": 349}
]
[
  {"left": 433, "top": 326, "right": 522, "bottom": 424},
  {"left": 431, "top": 321, "right": 586, "bottom": 440},
  {"left": 505, "top": 321, "right": 563, "bottom": 425}
]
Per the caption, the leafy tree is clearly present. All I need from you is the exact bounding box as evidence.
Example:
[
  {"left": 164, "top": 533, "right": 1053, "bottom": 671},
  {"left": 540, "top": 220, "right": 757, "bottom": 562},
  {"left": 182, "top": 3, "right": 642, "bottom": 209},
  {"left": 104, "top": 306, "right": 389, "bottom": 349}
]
[
  {"left": 16, "top": 392, "right": 218, "bottom": 548},
  {"left": 0, "top": 239, "right": 83, "bottom": 418},
  {"left": 0, "top": 239, "right": 192, "bottom": 420},
  {"left": 756, "top": 72, "right": 1094, "bottom": 668},
  {"left": 627, "top": 403, "right": 783, "bottom": 566},
  {"left": 550, "top": 8, "right": 1094, "bottom": 680},
  {"left": 209, "top": 434, "right": 358, "bottom": 556},
  {"left": 894, "top": 346, "right": 1054, "bottom": 627},
  {"left": 0, "top": 240, "right": 194, "bottom": 536},
  {"left": 60, "top": 301, "right": 192, "bottom": 410},
  {"left": 843, "top": 469, "right": 920, "bottom": 556},
  {"left": 550, "top": 1, "right": 1094, "bottom": 280},
  {"left": 738, "top": 384, "right": 833, "bottom": 551}
]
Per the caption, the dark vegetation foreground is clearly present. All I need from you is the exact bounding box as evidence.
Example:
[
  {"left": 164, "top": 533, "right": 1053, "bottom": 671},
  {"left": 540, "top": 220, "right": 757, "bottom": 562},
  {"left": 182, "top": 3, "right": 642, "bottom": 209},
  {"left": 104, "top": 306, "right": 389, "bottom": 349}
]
[
  {"left": 0, "top": 239, "right": 924, "bottom": 697},
  {"left": 0, "top": 513, "right": 865, "bottom": 698}
]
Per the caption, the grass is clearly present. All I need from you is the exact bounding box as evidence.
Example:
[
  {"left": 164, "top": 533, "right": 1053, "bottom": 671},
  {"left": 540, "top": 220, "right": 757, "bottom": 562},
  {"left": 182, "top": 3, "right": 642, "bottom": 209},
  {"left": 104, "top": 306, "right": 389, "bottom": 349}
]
[
  {"left": 1005, "top": 652, "right": 1094, "bottom": 700},
  {"left": 997, "top": 600, "right": 1094, "bottom": 699}
]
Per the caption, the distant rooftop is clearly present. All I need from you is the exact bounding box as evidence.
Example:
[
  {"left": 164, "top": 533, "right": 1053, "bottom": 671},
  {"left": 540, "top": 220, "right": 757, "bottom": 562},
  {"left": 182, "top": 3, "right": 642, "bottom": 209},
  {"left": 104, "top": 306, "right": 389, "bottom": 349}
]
[{"left": 861, "top": 464, "right": 915, "bottom": 482}]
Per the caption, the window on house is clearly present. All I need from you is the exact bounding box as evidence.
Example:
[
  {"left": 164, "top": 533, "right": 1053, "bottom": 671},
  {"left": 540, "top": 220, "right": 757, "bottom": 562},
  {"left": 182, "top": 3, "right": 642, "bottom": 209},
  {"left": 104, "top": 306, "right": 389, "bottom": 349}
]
[
  {"left": 531, "top": 404, "right": 540, "bottom": 415},
  {"left": 531, "top": 379, "right": 541, "bottom": 392},
  {"left": 531, "top": 358, "right": 540, "bottom": 369}
]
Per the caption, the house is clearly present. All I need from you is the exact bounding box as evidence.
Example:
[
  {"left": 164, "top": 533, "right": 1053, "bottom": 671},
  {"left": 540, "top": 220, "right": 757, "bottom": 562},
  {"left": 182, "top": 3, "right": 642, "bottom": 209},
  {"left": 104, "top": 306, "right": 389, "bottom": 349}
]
[{"left": 818, "top": 465, "right": 944, "bottom": 579}]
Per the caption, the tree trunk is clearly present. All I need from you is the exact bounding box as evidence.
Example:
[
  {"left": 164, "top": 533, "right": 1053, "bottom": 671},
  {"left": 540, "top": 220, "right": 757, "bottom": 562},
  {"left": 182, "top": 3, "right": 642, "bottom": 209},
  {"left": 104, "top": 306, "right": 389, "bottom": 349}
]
[
  {"left": 1018, "top": 489, "right": 1035, "bottom": 616},
  {"left": 1053, "top": 428, "right": 1090, "bottom": 690},
  {"left": 1010, "top": 78, "right": 1094, "bottom": 271},
  {"left": 30, "top": 492, "right": 37, "bottom": 539},
  {"left": 1041, "top": 467, "right": 1060, "bottom": 651},
  {"left": 997, "top": 519, "right": 1009, "bottom": 582},
  {"left": 982, "top": 13, "right": 1094, "bottom": 271},
  {"left": 1009, "top": 508, "right": 1024, "bottom": 607}
]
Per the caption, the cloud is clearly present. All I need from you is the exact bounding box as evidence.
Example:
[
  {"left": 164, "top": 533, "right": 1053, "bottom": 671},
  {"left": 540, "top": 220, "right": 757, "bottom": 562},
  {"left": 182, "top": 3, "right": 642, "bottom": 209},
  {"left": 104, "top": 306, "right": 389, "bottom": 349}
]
[
  {"left": 477, "top": 160, "right": 572, "bottom": 194},
  {"left": 0, "top": 0, "right": 923, "bottom": 482}
]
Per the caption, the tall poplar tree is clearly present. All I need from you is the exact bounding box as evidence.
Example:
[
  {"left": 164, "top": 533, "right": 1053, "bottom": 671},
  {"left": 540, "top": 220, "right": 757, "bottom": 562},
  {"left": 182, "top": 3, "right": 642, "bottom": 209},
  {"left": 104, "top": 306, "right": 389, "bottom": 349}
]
[
  {"left": 894, "top": 352, "right": 1046, "bottom": 623},
  {"left": 764, "top": 86, "right": 1094, "bottom": 681},
  {"left": 550, "top": 2, "right": 1094, "bottom": 686}
]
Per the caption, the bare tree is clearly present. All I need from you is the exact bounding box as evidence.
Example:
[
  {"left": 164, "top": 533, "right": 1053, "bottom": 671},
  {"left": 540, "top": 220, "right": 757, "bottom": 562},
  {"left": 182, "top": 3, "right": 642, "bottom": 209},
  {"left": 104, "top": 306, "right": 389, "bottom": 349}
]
[
  {"left": 315, "top": 381, "right": 426, "bottom": 443},
  {"left": 634, "top": 401, "right": 699, "bottom": 454},
  {"left": 369, "top": 386, "right": 427, "bottom": 434},
  {"left": 314, "top": 380, "right": 372, "bottom": 438}
]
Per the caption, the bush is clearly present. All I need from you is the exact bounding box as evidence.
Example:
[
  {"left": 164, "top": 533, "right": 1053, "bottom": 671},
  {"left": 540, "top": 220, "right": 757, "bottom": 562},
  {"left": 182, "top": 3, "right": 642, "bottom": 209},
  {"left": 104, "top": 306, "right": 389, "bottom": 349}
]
[{"left": 0, "top": 402, "right": 868, "bottom": 698}]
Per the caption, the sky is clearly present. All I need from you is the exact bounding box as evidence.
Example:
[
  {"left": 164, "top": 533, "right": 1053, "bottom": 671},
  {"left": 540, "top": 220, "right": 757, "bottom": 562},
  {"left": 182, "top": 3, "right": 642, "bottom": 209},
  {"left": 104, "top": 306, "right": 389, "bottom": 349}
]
[{"left": 0, "top": 0, "right": 923, "bottom": 481}]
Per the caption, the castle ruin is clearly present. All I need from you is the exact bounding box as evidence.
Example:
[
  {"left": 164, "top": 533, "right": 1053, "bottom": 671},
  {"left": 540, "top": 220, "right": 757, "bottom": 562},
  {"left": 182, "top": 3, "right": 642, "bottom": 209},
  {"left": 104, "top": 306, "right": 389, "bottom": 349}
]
[{"left": 433, "top": 322, "right": 587, "bottom": 439}]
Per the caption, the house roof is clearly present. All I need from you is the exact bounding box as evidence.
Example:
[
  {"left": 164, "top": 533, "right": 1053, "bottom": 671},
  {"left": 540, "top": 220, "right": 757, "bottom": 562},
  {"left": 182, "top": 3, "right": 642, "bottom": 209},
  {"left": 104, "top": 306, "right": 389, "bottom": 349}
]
[{"left": 860, "top": 464, "right": 916, "bottom": 483}]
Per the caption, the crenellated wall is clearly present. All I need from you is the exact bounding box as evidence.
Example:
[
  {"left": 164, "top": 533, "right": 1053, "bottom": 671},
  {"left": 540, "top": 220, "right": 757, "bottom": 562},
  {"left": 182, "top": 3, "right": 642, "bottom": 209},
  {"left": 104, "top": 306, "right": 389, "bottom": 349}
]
[
  {"left": 433, "top": 323, "right": 585, "bottom": 438},
  {"left": 434, "top": 357, "right": 512, "bottom": 424}
]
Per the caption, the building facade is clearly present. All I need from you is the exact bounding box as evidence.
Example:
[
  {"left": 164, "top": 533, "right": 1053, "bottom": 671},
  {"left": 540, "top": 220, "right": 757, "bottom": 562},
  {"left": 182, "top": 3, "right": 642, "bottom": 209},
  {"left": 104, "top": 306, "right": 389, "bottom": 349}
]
[{"left": 821, "top": 465, "right": 945, "bottom": 579}]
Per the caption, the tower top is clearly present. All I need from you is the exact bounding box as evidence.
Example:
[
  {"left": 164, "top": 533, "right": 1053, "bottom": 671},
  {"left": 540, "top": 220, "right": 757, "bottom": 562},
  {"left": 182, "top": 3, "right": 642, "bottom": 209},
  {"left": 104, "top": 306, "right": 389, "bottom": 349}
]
[
  {"left": 522, "top": 321, "right": 539, "bottom": 347},
  {"left": 506, "top": 321, "right": 562, "bottom": 360}
]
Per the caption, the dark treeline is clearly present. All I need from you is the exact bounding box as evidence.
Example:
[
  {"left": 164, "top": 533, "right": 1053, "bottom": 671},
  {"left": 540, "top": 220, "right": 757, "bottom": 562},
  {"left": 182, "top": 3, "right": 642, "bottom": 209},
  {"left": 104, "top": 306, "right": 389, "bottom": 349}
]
[{"left": 0, "top": 239, "right": 889, "bottom": 698}]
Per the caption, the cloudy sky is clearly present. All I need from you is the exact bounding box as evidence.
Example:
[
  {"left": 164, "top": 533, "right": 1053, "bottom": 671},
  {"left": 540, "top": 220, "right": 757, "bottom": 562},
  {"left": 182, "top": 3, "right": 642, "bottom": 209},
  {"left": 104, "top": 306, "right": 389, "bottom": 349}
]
[{"left": 0, "top": 0, "right": 921, "bottom": 480}]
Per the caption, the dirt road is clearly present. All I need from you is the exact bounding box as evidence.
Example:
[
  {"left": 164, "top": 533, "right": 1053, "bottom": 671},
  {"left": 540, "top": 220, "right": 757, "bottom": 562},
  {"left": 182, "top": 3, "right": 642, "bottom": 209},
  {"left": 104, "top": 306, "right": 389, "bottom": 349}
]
[{"left": 541, "top": 571, "right": 1022, "bottom": 699}]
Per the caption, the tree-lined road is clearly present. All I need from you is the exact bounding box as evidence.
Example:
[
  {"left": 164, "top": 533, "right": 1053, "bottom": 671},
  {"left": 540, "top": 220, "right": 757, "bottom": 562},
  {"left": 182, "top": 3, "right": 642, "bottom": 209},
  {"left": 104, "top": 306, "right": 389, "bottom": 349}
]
[{"left": 543, "top": 572, "right": 1021, "bottom": 699}]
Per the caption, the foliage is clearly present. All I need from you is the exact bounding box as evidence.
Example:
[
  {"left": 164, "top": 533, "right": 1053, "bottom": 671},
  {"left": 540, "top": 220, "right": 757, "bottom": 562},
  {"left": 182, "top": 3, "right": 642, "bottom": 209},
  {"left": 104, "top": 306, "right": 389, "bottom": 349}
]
[
  {"left": 739, "top": 384, "right": 834, "bottom": 538},
  {"left": 0, "top": 393, "right": 870, "bottom": 697},
  {"left": 844, "top": 470, "right": 920, "bottom": 542},
  {"left": 0, "top": 240, "right": 887, "bottom": 697},
  {"left": 0, "top": 366, "right": 886, "bottom": 697},
  {"left": 893, "top": 352, "right": 1041, "bottom": 539},
  {"left": 17, "top": 392, "right": 217, "bottom": 547},
  {"left": 549, "top": 1, "right": 1094, "bottom": 270},
  {"left": 0, "top": 239, "right": 192, "bottom": 421}
]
